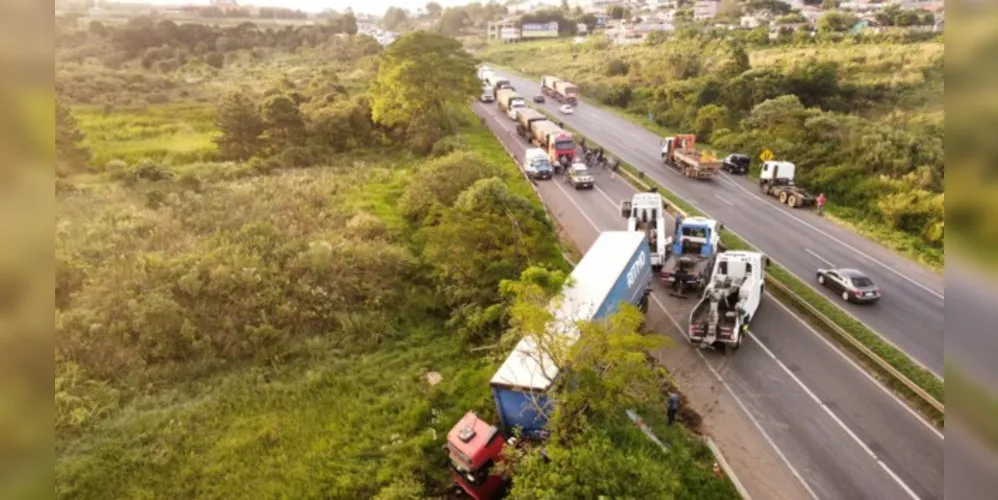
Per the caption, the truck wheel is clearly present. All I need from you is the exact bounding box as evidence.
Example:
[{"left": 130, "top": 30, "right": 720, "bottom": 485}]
[
  {"left": 779, "top": 192, "right": 788, "bottom": 203},
  {"left": 788, "top": 195, "right": 798, "bottom": 207}
]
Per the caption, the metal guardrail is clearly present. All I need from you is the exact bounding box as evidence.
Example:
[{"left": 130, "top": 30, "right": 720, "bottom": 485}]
[{"left": 616, "top": 166, "right": 945, "bottom": 415}]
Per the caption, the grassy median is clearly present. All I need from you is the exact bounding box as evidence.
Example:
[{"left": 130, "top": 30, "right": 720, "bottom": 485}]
[{"left": 532, "top": 110, "right": 944, "bottom": 427}]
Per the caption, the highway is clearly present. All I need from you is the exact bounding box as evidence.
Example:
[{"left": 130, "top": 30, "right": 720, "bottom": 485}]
[
  {"left": 473, "top": 101, "right": 943, "bottom": 500},
  {"left": 491, "top": 71, "right": 945, "bottom": 378}
]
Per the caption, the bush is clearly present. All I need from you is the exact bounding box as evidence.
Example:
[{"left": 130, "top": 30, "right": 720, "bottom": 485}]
[{"left": 205, "top": 51, "right": 225, "bottom": 69}]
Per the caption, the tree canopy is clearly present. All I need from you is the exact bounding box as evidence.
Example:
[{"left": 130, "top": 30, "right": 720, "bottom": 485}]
[{"left": 369, "top": 31, "right": 480, "bottom": 151}]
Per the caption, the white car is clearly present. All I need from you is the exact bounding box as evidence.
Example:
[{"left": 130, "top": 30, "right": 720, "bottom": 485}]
[{"left": 559, "top": 104, "right": 574, "bottom": 114}]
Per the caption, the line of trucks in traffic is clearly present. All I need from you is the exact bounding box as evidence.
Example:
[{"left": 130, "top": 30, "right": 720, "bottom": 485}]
[
  {"left": 659, "top": 136, "right": 816, "bottom": 208},
  {"left": 446, "top": 190, "right": 768, "bottom": 498},
  {"left": 479, "top": 66, "right": 817, "bottom": 211}
]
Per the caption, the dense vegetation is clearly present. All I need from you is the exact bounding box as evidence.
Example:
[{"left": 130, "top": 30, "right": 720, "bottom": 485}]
[
  {"left": 476, "top": 30, "right": 944, "bottom": 268},
  {"left": 55, "top": 17, "right": 735, "bottom": 498}
]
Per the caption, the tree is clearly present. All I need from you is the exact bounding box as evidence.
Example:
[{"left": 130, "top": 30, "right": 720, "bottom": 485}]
[
  {"left": 214, "top": 92, "right": 264, "bottom": 161},
  {"left": 722, "top": 41, "right": 751, "bottom": 77},
  {"left": 437, "top": 8, "right": 472, "bottom": 35},
  {"left": 260, "top": 94, "right": 306, "bottom": 149},
  {"left": 382, "top": 6, "right": 409, "bottom": 30},
  {"left": 205, "top": 51, "right": 225, "bottom": 69},
  {"left": 608, "top": 5, "right": 630, "bottom": 19},
  {"left": 817, "top": 10, "right": 857, "bottom": 33},
  {"left": 717, "top": 0, "right": 742, "bottom": 22},
  {"left": 745, "top": 0, "right": 792, "bottom": 15},
  {"left": 821, "top": 0, "right": 839, "bottom": 9},
  {"left": 369, "top": 31, "right": 479, "bottom": 151},
  {"left": 425, "top": 1, "right": 442, "bottom": 17},
  {"left": 55, "top": 97, "right": 91, "bottom": 173}
]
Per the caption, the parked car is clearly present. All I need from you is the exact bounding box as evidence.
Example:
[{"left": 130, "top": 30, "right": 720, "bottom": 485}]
[
  {"left": 533, "top": 94, "right": 545, "bottom": 103},
  {"left": 722, "top": 154, "right": 750, "bottom": 174},
  {"left": 559, "top": 104, "right": 574, "bottom": 114},
  {"left": 816, "top": 268, "right": 881, "bottom": 303},
  {"left": 567, "top": 162, "right": 594, "bottom": 189}
]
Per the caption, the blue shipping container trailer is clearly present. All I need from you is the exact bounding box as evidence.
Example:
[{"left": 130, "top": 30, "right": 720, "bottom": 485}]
[{"left": 488, "top": 231, "right": 654, "bottom": 438}]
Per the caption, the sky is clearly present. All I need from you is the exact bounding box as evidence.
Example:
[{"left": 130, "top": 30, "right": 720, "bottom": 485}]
[{"left": 134, "top": 0, "right": 542, "bottom": 16}]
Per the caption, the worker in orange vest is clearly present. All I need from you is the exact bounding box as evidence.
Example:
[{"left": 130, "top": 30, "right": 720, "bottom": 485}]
[{"left": 816, "top": 193, "right": 827, "bottom": 216}]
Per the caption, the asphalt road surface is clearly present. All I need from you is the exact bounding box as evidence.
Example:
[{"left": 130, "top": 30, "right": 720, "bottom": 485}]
[
  {"left": 474, "top": 102, "right": 943, "bottom": 500},
  {"left": 493, "top": 71, "right": 945, "bottom": 378}
]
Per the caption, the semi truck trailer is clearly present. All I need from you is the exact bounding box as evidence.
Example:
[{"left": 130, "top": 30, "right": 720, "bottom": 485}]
[{"left": 446, "top": 231, "right": 654, "bottom": 499}]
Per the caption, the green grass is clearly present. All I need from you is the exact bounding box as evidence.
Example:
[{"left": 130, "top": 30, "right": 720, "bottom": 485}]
[
  {"left": 56, "top": 333, "right": 491, "bottom": 498},
  {"left": 75, "top": 103, "right": 219, "bottom": 167},
  {"left": 533, "top": 112, "right": 944, "bottom": 426}
]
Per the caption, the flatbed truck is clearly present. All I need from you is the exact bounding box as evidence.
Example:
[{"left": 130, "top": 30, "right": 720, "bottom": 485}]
[{"left": 660, "top": 134, "right": 721, "bottom": 179}]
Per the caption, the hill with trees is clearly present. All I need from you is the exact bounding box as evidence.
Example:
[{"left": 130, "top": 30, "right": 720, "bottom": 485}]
[{"left": 55, "top": 16, "right": 737, "bottom": 498}]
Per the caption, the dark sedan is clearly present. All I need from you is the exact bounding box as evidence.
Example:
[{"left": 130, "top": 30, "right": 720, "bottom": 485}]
[
  {"left": 816, "top": 268, "right": 881, "bottom": 303},
  {"left": 533, "top": 94, "right": 545, "bottom": 103}
]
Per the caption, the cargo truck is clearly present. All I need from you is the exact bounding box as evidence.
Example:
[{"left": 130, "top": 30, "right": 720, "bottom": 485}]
[
  {"left": 528, "top": 119, "right": 575, "bottom": 166},
  {"left": 446, "top": 231, "right": 654, "bottom": 500},
  {"left": 496, "top": 88, "right": 525, "bottom": 120},
  {"left": 688, "top": 251, "right": 767, "bottom": 355},
  {"left": 486, "top": 74, "right": 512, "bottom": 93},
  {"left": 540, "top": 75, "right": 561, "bottom": 99},
  {"left": 660, "top": 134, "right": 721, "bottom": 179},
  {"left": 758, "top": 160, "right": 816, "bottom": 208},
  {"left": 553, "top": 80, "right": 579, "bottom": 105},
  {"left": 660, "top": 216, "right": 722, "bottom": 297}
]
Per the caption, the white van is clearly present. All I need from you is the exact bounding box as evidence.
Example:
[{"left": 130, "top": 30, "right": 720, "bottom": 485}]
[{"left": 523, "top": 148, "right": 553, "bottom": 180}]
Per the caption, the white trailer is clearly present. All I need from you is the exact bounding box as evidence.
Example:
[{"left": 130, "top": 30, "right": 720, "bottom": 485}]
[{"left": 687, "top": 251, "right": 768, "bottom": 354}]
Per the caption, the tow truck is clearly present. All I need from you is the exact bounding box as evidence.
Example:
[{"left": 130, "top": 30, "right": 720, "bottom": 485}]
[
  {"left": 620, "top": 188, "right": 671, "bottom": 272},
  {"left": 660, "top": 134, "right": 721, "bottom": 179},
  {"left": 688, "top": 251, "right": 768, "bottom": 355},
  {"left": 758, "top": 160, "right": 816, "bottom": 208},
  {"left": 446, "top": 231, "right": 653, "bottom": 499},
  {"left": 659, "top": 216, "right": 722, "bottom": 297}
]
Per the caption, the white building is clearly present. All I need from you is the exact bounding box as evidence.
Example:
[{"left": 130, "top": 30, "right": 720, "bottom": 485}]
[{"left": 693, "top": 0, "right": 718, "bottom": 20}]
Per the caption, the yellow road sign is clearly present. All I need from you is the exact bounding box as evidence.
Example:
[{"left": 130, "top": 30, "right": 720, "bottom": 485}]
[{"left": 760, "top": 149, "right": 774, "bottom": 162}]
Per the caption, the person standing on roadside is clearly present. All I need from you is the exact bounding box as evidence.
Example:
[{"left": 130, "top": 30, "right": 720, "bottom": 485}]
[
  {"left": 816, "top": 192, "right": 827, "bottom": 216},
  {"left": 667, "top": 391, "right": 680, "bottom": 426}
]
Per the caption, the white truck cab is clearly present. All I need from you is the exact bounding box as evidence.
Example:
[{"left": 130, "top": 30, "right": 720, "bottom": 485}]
[
  {"left": 507, "top": 100, "right": 525, "bottom": 120},
  {"left": 688, "top": 250, "right": 769, "bottom": 353},
  {"left": 760, "top": 161, "right": 796, "bottom": 184},
  {"left": 620, "top": 190, "right": 671, "bottom": 271}
]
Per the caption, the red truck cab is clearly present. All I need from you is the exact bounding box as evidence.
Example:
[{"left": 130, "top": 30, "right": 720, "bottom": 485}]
[
  {"left": 446, "top": 412, "right": 509, "bottom": 500},
  {"left": 550, "top": 131, "right": 575, "bottom": 166}
]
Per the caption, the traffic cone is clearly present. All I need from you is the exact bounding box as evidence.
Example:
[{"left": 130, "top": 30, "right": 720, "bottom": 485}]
[{"left": 712, "top": 462, "right": 722, "bottom": 478}]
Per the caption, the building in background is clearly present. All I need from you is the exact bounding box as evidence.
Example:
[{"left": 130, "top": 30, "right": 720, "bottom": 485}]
[
  {"left": 520, "top": 21, "right": 560, "bottom": 38},
  {"left": 693, "top": 0, "right": 718, "bottom": 20}
]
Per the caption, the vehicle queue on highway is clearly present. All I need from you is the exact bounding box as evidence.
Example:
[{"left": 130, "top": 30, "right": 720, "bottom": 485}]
[{"left": 466, "top": 65, "right": 942, "bottom": 500}]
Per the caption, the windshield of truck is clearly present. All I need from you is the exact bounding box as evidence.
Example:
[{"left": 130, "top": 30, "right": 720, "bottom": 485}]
[
  {"left": 555, "top": 139, "right": 574, "bottom": 151},
  {"left": 681, "top": 226, "right": 707, "bottom": 238}
]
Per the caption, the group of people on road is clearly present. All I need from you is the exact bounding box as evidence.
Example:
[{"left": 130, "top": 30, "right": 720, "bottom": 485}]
[{"left": 578, "top": 138, "right": 617, "bottom": 180}]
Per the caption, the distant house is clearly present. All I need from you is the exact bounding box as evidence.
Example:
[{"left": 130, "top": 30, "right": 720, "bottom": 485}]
[{"left": 693, "top": 0, "right": 718, "bottom": 21}]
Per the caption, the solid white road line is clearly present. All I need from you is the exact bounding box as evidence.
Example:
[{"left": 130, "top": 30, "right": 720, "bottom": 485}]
[
  {"left": 649, "top": 294, "right": 821, "bottom": 500},
  {"left": 720, "top": 173, "right": 943, "bottom": 301},
  {"left": 763, "top": 294, "right": 944, "bottom": 440},
  {"left": 482, "top": 107, "right": 933, "bottom": 496},
  {"left": 805, "top": 248, "right": 836, "bottom": 268},
  {"left": 557, "top": 143, "right": 934, "bottom": 496},
  {"left": 713, "top": 193, "right": 734, "bottom": 206}
]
